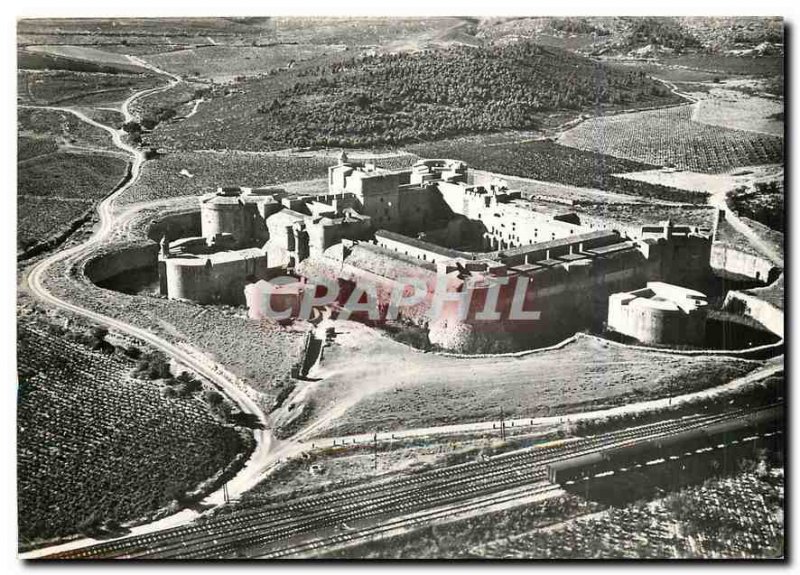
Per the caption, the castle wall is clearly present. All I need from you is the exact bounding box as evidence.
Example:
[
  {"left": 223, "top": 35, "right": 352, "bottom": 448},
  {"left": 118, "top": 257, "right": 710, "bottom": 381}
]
[
  {"left": 710, "top": 243, "right": 776, "bottom": 283},
  {"left": 398, "top": 185, "right": 445, "bottom": 232},
  {"left": 84, "top": 243, "right": 159, "bottom": 284},
  {"left": 436, "top": 181, "right": 583, "bottom": 251},
  {"left": 202, "top": 202, "right": 248, "bottom": 243},
  {"left": 350, "top": 172, "right": 401, "bottom": 228},
  {"left": 723, "top": 290, "right": 784, "bottom": 339},
  {"left": 146, "top": 211, "right": 201, "bottom": 242},
  {"left": 375, "top": 231, "right": 464, "bottom": 265},
  {"left": 163, "top": 251, "right": 270, "bottom": 305},
  {"left": 658, "top": 235, "right": 714, "bottom": 288},
  {"left": 307, "top": 218, "right": 372, "bottom": 257},
  {"left": 608, "top": 296, "right": 706, "bottom": 345}
]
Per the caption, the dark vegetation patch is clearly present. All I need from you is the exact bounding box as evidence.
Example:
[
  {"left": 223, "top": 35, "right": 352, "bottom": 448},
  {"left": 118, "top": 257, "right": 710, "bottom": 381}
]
[
  {"left": 17, "top": 48, "right": 151, "bottom": 74},
  {"left": 18, "top": 151, "right": 127, "bottom": 200},
  {"left": 19, "top": 107, "right": 116, "bottom": 151},
  {"left": 662, "top": 55, "right": 784, "bottom": 77},
  {"left": 150, "top": 42, "right": 682, "bottom": 152},
  {"left": 728, "top": 181, "right": 784, "bottom": 233}
]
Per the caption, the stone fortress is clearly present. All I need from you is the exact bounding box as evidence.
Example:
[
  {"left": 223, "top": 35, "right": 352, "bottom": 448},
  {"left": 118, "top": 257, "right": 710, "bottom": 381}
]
[{"left": 158, "top": 152, "right": 714, "bottom": 351}]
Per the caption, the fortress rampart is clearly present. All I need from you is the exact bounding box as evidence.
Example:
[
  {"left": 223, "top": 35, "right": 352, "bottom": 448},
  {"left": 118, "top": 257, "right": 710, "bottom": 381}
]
[
  {"left": 154, "top": 152, "right": 715, "bottom": 351},
  {"left": 607, "top": 282, "right": 709, "bottom": 345}
]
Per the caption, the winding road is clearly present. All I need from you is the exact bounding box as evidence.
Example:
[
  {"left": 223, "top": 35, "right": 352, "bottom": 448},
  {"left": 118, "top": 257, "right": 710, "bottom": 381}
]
[
  {"left": 19, "top": 57, "right": 786, "bottom": 559},
  {"left": 20, "top": 58, "right": 286, "bottom": 559}
]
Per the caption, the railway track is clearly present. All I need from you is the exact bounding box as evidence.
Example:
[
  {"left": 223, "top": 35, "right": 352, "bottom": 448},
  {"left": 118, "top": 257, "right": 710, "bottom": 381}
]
[
  {"left": 259, "top": 480, "right": 563, "bottom": 559},
  {"left": 43, "top": 405, "right": 774, "bottom": 560}
]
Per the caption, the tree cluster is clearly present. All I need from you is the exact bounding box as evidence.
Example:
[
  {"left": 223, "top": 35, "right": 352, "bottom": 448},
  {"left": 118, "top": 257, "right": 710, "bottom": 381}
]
[{"left": 250, "top": 42, "right": 675, "bottom": 149}]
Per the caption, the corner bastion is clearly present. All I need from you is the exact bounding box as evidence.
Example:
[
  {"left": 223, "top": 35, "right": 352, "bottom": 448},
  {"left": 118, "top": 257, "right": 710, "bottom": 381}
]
[{"left": 607, "top": 282, "right": 709, "bottom": 345}]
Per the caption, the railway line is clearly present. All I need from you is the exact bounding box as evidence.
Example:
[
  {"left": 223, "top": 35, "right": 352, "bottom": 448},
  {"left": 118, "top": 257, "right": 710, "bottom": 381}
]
[
  {"left": 258, "top": 481, "right": 563, "bottom": 560},
  {"left": 42, "top": 405, "right": 776, "bottom": 560}
]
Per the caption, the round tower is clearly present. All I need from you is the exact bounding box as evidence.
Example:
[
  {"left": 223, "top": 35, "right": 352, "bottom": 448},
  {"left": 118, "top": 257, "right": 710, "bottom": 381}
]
[{"left": 201, "top": 188, "right": 249, "bottom": 244}]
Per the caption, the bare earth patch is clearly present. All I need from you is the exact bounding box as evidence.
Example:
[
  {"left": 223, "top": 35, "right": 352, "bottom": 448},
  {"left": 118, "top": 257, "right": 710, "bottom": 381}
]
[
  {"left": 691, "top": 86, "right": 783, "bottom": 137},
  {"left": 295, "top": 321, "right": 760, "bottom": 438},
  {"left": 612, "top": 164, "right": 783, "bottom": 195}
]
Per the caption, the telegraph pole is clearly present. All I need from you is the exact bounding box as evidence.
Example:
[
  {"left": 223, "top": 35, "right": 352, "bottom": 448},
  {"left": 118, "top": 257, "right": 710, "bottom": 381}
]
[
  {"left": 500, "top": 408, "right": 506, "bottom": 441},
  {"left": 373, "top": 433, "right": 378, "bottom": 469}
]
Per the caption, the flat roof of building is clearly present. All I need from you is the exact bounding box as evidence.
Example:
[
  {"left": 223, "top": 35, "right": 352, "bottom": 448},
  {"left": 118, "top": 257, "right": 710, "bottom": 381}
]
[
  {"left": 495, "top": 230, "right": 619, "bottom": 259},
  {"left": 585, "top": 241, "right": 636, "bottom": 256},
  {"left": 613, "top": 282, "right": 709, "bottom": 314},
  {"left": 267, "top": 209, "right": 306, "bottom": 225},
  {"left": 509, "top": 263, "right": 542, "bottom": 273},
  {"left": 375, "top": 229, "right": 470, "bottom": 260},
  {"left": 166, "top": 247, "right": 265, "bottom": 266},
  {"left": 536, "top": 258, "right": 562, "bottom": 267},
  {"left": 558, "top": 253, "right": 589, "bottom": 262}
]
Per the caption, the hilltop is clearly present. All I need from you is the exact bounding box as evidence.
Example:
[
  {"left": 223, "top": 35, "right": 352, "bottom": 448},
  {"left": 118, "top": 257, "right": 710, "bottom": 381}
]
[{"left": 150, "top": 41, "right": 681, "bottom": 151}]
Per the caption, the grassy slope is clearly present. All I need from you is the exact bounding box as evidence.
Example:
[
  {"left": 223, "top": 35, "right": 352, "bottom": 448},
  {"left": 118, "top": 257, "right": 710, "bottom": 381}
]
[{"left": 301, "top": 323, "right": 759, "bottom": 437}]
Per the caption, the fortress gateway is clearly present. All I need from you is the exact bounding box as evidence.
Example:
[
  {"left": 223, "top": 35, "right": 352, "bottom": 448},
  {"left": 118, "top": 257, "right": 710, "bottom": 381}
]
[{"left": 158, "top": 154, "right": 712, "bottom": 350}]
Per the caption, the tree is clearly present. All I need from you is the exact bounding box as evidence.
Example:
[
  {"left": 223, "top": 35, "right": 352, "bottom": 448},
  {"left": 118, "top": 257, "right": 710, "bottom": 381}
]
[
  {"left": 124, "top": 345, "right": 142, "bottom": 359},
  {"left": 203, "top": 390, "right": 224, "bottom": 406},
  {"left": 122, "top": 121, "right": 141, "bottom": 133}
]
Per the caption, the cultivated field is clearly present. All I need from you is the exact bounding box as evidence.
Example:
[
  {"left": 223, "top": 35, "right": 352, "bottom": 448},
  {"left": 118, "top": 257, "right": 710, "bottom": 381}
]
[
  {"left": 18, "top": 47, "right": 151, "bottom": 75},
  {"left": 612, "top": 164, "right": 783, "bottom": 195},
  {"left": 558, "top": 105, "right": 783, "bottom": 173},
  {"left": 128, "top": 80, "right": 209, "bottom": 122},
  {"left": 74, "top": 106, "right": 126, "bottom": 130},
  {"left": 143, "top": 45, "right": 348, "bottom": 83},
  {"left": 324, "top": 493, "right": 604, "bottom": 559},
  {"left": 660, "top": 54, "right": 784, "bottom": 77},
  {"left": 22, "top": 45, "right": 150, "bottom": 72},
  {"left": 301, "top": 322, "right": 760, "bottom": 437},
  {"left": 116, "top": 150, "right": 414, "bottom": 207},
  {"left": 18, "top": 135, "right": 58, "bottom": 161},
  {"left": 477, "top": 468, "right": 783, "bottom": 559},
  {"left": 18, "top": 152, "right": 127, "bottom": 251},
  {"left": 17, "top": 320, "right": 250, "bottom": 547},
  {"left": 408, "top": 139, "right": 707, "bottom": 204},
  {"left": 18, "top": 70, "right": 162, "bottom": 107},
  {"left": 19, "top": 107, "right": 118, "bottom": 152},
  {"left": 18, "top": 196, "right": 95, "bottom": 251}
]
